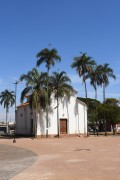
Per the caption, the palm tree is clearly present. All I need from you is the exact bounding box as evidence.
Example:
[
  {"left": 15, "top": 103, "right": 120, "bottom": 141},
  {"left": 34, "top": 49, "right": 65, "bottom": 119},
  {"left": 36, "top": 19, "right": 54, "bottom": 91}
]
[
  {"left": 49, "top": 71, "right": 73, "bottom": 137},
  {"left": 88, "top": 65, "right": 103, "bottom": 134},
  {"left": 20, "top": 68, "right": 48, "bottom": 136},
  {"left": 100, "top": 63, "right": 116, "bottom": 103},
  {"left": 36, "top": 48, "right": 61, "bottom": 73},
  {"left": 71, "top": 52, "right": 96, "bottom": 99},
  {"left": 0, "top": 89, "right": 15, "bottom": 134},
  {"left": 88, "top": 65, "right": 102, "bottom": 100},
  {"left": 71, "top": 52, "right": 95, "bottom": 136},
  {"left": 20, "top": 68, "right": 48, "bottom": 109},
  {"left": 36, "top": 48, "right": 61, "bottom": 137},
  {"left": 100, "top": 63, "right": 116, "bottom": 135}
]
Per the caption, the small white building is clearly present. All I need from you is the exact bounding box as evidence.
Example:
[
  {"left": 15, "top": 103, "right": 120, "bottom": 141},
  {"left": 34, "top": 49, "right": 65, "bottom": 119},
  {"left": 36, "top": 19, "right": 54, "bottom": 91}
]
[{"left": 16, "top": 91, "right": 87, "bottom": 137}]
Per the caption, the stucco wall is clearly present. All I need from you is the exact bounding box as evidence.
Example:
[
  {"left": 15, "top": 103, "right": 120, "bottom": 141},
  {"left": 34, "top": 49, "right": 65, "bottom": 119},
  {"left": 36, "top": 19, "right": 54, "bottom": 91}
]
[
  {"left": 36, "top": 93, "right": 87, "bottom": 136},
  {"left": 77, "top": 101, "right": 87, "bottom": 134},
  {"left": 16, "top": 93, "right": 87, "bottom": 136},
  {"left": 16, "top": 105, "right": 35, "bottom": 135}
]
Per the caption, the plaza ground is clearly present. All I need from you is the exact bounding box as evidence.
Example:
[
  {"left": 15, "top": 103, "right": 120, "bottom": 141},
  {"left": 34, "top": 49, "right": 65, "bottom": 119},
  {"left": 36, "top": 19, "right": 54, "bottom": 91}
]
[{"left": 0, "top": 135, "right": 120, "bottom": 180}]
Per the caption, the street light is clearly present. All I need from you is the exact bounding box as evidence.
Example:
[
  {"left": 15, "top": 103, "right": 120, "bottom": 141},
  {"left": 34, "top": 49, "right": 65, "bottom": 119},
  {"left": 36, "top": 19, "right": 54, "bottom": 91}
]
[{"left": 13, "top": 80, "right": 20, "bottom": 143}]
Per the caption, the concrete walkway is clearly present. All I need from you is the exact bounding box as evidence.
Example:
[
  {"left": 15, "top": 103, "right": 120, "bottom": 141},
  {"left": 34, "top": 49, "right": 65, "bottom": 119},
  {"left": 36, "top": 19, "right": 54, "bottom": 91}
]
[
  {"left": 0, "top": 136, "right": 120, "bottom": 180},
  {"left": 0, "top": 144, "right": 37, "bottom": 180}
]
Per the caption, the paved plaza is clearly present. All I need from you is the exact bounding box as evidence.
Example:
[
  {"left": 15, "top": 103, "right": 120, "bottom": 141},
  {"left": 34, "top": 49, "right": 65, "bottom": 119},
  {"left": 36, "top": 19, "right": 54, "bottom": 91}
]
[
  {"left": 0, "top": 135, "right": 120, "bottom": 180},
  {"left": 0, "top": 144, "right": 37, "bottom": 180}
]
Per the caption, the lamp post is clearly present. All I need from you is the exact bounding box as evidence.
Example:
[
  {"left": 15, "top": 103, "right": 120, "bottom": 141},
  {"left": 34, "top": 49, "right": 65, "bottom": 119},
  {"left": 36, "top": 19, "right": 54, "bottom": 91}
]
[{"left": 13, "top": 80, "right": 19, "bottom": 143}]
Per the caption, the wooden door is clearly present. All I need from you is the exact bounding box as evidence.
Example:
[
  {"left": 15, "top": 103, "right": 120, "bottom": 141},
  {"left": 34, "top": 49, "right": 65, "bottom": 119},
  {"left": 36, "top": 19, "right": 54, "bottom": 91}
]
[{"left": 60, "top": 119, "right": 67, "bottom": 134}]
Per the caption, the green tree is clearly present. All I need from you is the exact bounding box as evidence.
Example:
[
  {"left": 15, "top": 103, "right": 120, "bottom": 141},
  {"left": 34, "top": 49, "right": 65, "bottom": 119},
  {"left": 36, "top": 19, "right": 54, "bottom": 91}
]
[
  {"left": 0, "top": 89, "right": 15, "bottom": 134},
  {"left": 36, "top": 48, "right": 61, "bottom": 137},
  {"left": 71, "top": 52, "right": 96, "bottom": 99},
  {"left": 20, "top": 68, "right": 48, "bottom": 136},
  {"left": 88, "top": 65, "right": 102, "bottom": 100},
  {"left": 100, "top": 63, "right": 116, "bottom": 135},
  {"left": 71, "top": 52, "right": 96, "bottom": 136},
  {"left": 87, "top": 64, "right": 103, "bottom": 133},
  {"left": 49, "top": 71, "right": 73, "bottom": 137},
  {"left": 97, "top": 103, "right": 105, "bottom": 131},
  {"left": 100, "top": 64, "right": 116, "bottom": 102},
  {"left": 97, "top": 98, "right": 120, "bottom": 134},
  {"left": 36, "top": 48, "right": 61, "bottom": 73},
  {"left": 105, "top": 98, "right": 119, "bottom": 106},
  {"left": 20, "top": 68, "right": 48, "bottom": 109},
  {"left": 105, "top": 98, "right": 120, "bottom": 134},
  {"left": 78, "top": 97, "right": 101, "bottom": 129}
]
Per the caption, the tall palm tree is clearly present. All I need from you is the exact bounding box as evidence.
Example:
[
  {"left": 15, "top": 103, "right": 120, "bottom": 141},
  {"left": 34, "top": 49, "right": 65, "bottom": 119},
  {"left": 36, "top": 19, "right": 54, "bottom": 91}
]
[
  {"left": 49, "top": 71, "right": 73, "bottom": 137},
  {"left": 36, "top": 48, "right": 61, "bottom": 73},
  {"left": 71, "top": 52, "right": 96, "bottom": 99},
  {"left": 71, "top": 52, "right": 95, "bottom": 136},
  {"left": 88, "top": 65, "right": 102, "bottom": 100},
  {"left": 100, "top": 63, "right": 116, "bottom": 135},
  {"left": 100, "top": 63, "right": 116, "bottom": 102},
  {"left": 20, "top": 68, "right": 48, "bottom": 109},
  {"left": 36, "top": 48, "right": 61, "bottom": 137},
  {"left": 87, "top": 65, "right": 103, "bottom": 133},
  {"left": 0, "top": 89, "right": 15, "bottom": 134},
  {"left": 20, "top": 68, "right": 48, "bottom": 136}
]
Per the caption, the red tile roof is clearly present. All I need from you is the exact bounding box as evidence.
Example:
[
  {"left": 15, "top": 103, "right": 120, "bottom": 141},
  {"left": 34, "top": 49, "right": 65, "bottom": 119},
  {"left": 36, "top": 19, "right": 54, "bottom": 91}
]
[{"left": 17, "top": 102, "right": 29, "bottom": 108}]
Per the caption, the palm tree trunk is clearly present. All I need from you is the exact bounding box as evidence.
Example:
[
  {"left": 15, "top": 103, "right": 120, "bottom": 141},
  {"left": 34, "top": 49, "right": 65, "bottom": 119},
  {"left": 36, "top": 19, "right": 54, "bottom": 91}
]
[
  {"left": 95, "top": 87, "right": 99, "bottom": 136},
  {"left": 95, "top": 87, "right": 97, "bottom": 100},
  {"left": 6, "top": 109, "right": 8, "bottom": 134},
  {"left": 95, "top": 87, "right": 97, "bottom": 123},
  {"left": 66, "top": 98, "right": 69, "bottom": 134},
  {"left": 103, "top": 83, "right": 107, "bottom": 136},
  {"left": 84, "top": 80, "right": 87, "bottom": 99},
  {"left": 84, "top": 80, "right": 88, "bottom": 136},
  {"left": 34, "top": 110, "right": 37, "bottom": 138},
  {"left": 57, "top": 93, "right": 60, "bottom": 138},
  {"left": 46, "top": 68, "right": 49, "bottom": 138},
  {"left": 103, "top": 83, "right": 105, "bottom": 103}
]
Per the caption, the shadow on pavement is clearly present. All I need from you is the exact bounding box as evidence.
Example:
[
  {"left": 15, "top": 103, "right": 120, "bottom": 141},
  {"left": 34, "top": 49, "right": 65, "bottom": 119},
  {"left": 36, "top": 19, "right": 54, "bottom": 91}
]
[{"left": 0, "top": 144, "right": 38, "bottom": 180}]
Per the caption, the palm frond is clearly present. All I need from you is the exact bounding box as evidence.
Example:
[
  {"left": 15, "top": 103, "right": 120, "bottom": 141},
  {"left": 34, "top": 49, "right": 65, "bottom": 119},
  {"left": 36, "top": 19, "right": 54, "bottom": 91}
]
[
  {"left": 0, "top": 89, "right": 15, "bottom": 112},
  {"left": 36, "top": 48, "right": 61, "bottom": 71},
  {"left": 20, "top": 68, "right": 50, "bottom": 112},
  {"left": 49, "top": 71, "right": 73, "bottom": 101}
]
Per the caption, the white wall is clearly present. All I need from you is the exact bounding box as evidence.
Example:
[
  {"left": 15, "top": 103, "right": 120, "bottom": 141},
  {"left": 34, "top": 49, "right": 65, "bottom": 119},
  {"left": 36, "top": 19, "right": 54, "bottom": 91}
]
[
  {"left": 16, "top": 105, "right": 34, "bottom": 135},
  {"left": 77, "top": 100, "right": 87, "bottom": 134},
  {"left": 36, "top": 93, "right": 87, "bottom": 136},
  {"left": 16, "top": 93, "right": 87, "bottom": 136}
]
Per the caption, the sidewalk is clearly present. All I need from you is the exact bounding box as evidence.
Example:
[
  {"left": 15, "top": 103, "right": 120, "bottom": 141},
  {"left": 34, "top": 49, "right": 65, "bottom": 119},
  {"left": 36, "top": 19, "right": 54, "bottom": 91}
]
[{"left": 0, "top": 136, "right": 120, "bottom": 180}]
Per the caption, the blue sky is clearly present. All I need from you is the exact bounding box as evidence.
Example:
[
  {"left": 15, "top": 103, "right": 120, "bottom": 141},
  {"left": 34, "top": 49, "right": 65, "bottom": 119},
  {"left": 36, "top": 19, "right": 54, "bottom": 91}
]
[{"left": 0, "top": 0, "right": 120, "bottom": 121}]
